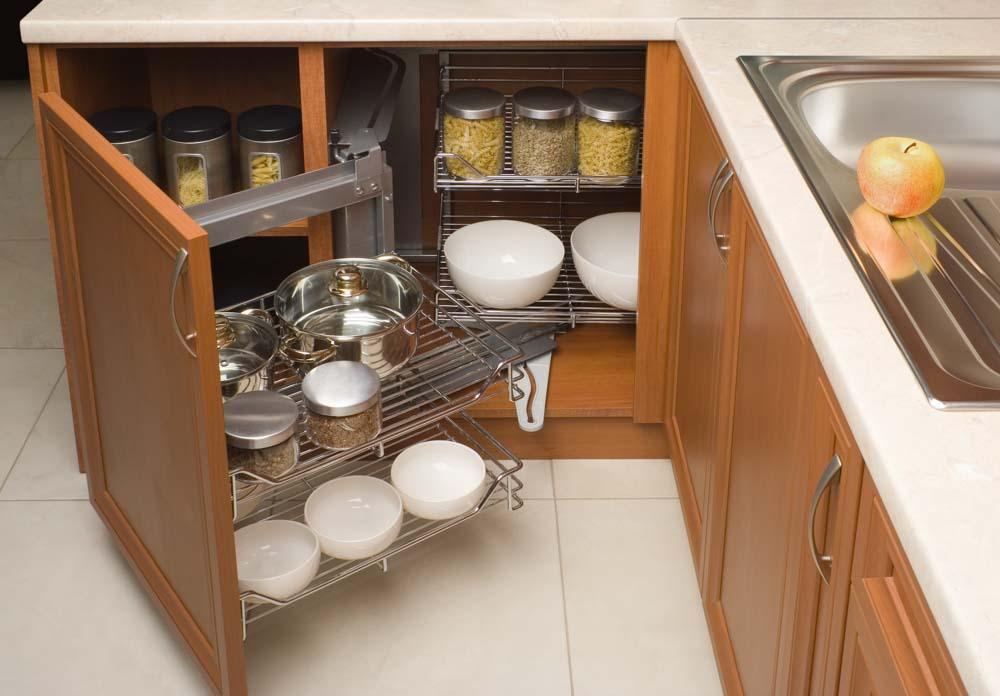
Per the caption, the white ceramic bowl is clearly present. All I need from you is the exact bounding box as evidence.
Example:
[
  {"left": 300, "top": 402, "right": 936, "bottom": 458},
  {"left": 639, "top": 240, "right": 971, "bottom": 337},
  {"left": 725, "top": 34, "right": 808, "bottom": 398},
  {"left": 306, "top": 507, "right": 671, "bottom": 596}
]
[
  {"left": 444, "top": 219, "right": 564, "bottom": 309},
  {"left": 570, "top": 212, "right": 640, "bottom": 311},
  {"left": 234, "top": 520, "right": 320, "bottom": 601},
  {"left": 391, "top": 440, "right": 487, "bottom": 520},
  {"left": 304, "top": 475, "right": 403, "bottom": 560}
]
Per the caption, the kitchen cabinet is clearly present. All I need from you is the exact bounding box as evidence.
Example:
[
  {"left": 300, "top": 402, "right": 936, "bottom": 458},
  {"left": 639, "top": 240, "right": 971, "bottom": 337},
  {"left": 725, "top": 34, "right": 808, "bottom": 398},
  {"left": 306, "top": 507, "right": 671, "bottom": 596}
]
[
  {"left": 703, "top": 181, "right": 814, "bottom": 696},
  {"left": 838, "top": 472, "right": 966, "bottom": 696},
  {"left": 664, "top": 67, "right": 737, "bottom": 581}
]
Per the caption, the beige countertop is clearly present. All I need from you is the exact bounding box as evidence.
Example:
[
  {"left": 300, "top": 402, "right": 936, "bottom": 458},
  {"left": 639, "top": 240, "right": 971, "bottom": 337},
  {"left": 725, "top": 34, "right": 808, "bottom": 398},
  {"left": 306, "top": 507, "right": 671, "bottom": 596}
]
[
  {"left": 17, "top": 0, "right": 1000, "bottom": 44},
  {"left": 18, "top": 2, "right": 1000, "bottom": 694}
]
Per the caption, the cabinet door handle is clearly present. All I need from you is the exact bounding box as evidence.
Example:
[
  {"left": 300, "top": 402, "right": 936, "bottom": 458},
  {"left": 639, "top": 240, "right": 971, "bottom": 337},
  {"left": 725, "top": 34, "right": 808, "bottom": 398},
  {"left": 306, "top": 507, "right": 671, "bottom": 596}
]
[
  {"left": 808, "top": 453, "right": 842, "bottom": 584},
  {"left": 169, "top": 248, "right": 198, "bottom": 358},
  {"left": 705, "top": 157, "right": 728, "bottom": 241},
  {"left": 710, "top": 165, "right": 735, "bottom": 261}
]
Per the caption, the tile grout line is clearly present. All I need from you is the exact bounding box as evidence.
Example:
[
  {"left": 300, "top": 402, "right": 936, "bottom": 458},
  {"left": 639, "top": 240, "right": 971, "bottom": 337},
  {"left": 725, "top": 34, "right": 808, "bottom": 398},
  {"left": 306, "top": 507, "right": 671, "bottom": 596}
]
[
  {"left": 0, "top": 366, "right": 65, "bottom": 496},
  {"left": 552, "top": 495, "right": 576, "bottom": 696},
  {"left": 6, "top": 126, "right": 36, "bottom": 161}
]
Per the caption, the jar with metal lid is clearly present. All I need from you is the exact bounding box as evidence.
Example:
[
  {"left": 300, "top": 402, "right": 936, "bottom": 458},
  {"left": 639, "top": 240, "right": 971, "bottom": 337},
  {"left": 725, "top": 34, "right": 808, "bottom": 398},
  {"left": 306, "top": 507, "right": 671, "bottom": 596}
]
[
  {"left": 302, "top": 361, "right": 382, "bottom": 451},
  {"left": 442, "top": 87, "right": 505, "bottom": 179},
  {"left": 216, "top": 310, "right": 280, "bottom": 400},
  {"left": 511, "top": 87, "right": 576, "bottom": 177},
  {"left": 224, "top": 391, "right": 300, "bottom": 480},
  {"left": 162, "top": 106, "right": 233, "bottom": 207},
  {"left": 88, "top": 107, "right": 160, "bottom": 183},
  {"left": 237, "top": 105, "right": 304, "bottom": 190},
  {"left": 576, "top": 88, "right": 643, "bottom": 177}
]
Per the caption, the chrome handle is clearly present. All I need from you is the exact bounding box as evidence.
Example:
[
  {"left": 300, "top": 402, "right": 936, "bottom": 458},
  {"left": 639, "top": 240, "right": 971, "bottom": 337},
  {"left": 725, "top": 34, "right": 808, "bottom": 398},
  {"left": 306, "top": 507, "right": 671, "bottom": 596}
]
[
  {"left": 710, "top": 165, "right": 735, "bottom": 261},
  {"left": 705, "top": 158, "right": 729, "bottom": 240},
  {"left": 169, "top": 248, "right": 197, "bottom": 358},
  {"left": 808, "top": 453, "right": 842, "bottom": 584}
]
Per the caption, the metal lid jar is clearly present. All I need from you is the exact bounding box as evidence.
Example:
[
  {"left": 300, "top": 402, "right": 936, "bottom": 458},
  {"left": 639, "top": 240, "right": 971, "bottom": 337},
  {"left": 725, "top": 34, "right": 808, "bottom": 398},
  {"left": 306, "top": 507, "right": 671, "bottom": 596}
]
[
  {"left": 216, "top": 310, "right": 279, "bottom": 399},
  {"left": 162, "top": 106, "right": 233, "bottom": 207},
  {"left": 302, "top": 361, "right": 382, "bottom": 451},
  {"left": 89, "top": 107, "right": 160, "bottom": 184},
  {"left": 576, "top": 88, "right": 643, "bottom": 177},
  {"left": 511, "top": 86, "right": 576, "bottom": 177},
  {"left": 237, "top": 105, "right": 304, "bottom": 190},
  {"left": 224, "top": 391, "right": 300, "bottom": 480},
  {"left": 442, "top": 87, "right": 506, "bottom": 179}
]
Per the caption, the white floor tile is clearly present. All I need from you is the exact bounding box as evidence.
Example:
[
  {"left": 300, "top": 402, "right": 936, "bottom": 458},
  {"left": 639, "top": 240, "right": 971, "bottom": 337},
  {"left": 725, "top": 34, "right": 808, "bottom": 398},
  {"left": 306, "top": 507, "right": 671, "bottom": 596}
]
[
  {"left": 245, "top": 501, "right": 572, "bottom": 696},
  {"left": 0, "top": 160, "right": 49, "bottom": 240},
  {"left": 557, "top": 499, "right": 722, "bottom": 696},
  {"left": 553, "top": 458, "right": 678, "bottom": 499},
  {"left": 509, "top": 459, "right": 553, "bottom": 498},
  {"left": 0, "top": 240, "right": 62, "bottom": 348},
  {"left": 0, "top": 350, "right": 64, "bottom": 487},
  {"left": 0, "top": 81, "right": 34, "bottom": 158},
  {"left": 0, "top": 501, "right": 213, "bottom": 695},
  {"left": 2, "top": 372, "right": 85, "bottom": 500},
  {"left": 7, "top": 126, "right": 39, "bottom": 160}
]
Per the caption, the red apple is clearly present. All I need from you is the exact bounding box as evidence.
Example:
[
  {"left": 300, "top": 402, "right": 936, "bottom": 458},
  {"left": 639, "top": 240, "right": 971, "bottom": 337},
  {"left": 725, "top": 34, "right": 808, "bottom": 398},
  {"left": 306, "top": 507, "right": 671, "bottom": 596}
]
[
  {"left": 850, "top": 202, "right": 938, "bottom": 281},
  {"left": 856, "top": 137, "right": 945, "bottom": 217}
]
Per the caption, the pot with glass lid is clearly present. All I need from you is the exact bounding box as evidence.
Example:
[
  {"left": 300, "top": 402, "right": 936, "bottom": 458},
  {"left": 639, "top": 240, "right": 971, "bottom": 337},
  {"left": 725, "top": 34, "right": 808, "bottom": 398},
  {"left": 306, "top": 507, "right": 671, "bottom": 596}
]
[
  {"left": 273, "top": 255, "right": 423, "bottom": 377},
  {"left": 216, "top": 309, "right": 280, "bottom": 399}
]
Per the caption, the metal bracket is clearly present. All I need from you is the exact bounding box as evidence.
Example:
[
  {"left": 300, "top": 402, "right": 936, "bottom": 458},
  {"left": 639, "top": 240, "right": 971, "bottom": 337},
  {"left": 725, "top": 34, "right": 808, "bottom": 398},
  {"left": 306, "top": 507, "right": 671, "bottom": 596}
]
[{"left": 513, "top": 343, "right": 555, "bottom": 432}]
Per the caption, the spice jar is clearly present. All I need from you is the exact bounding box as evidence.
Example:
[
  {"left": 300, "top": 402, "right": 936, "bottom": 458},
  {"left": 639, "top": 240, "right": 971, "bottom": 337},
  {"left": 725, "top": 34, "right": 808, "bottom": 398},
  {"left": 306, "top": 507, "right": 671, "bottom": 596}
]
[
  {"left": 162, "top": 106, "right": 233, "bottom": 207},
  {"left": 577, "top": 88, "right": 643, "bottom": 177},
  {"left": 237, "top": 105, "right": 304, "bottom": 190},
  {"left": 512, "top": 87, "right": 576, "bottom": 177},
  {"left": 442, "top": 87, "right": 505, "bottom": 179},
  {"left": 224, "top": 391, "right": 300, "bottom": 480},
  {"left": 88, "top": 107, "right": 160, "bottom": 183},
  {"left": 302, "top": 361, "right": 382, "bottom": 451}
]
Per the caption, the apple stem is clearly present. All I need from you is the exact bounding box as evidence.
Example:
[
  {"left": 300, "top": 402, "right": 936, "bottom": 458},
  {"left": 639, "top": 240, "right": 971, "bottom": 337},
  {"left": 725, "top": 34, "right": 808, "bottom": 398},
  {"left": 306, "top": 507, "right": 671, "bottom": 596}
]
[{"left": 904, "top": 142, "right": 918, "bottom": 154}]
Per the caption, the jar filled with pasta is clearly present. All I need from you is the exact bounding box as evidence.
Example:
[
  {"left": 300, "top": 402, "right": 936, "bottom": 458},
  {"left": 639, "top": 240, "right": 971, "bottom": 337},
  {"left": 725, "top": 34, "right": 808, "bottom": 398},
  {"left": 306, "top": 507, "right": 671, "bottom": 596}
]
[
  {"left": 162, "top": 106, "right": 233, "bottom": 207},
  {"left": 511, "top": 86, "right": 576, "bottom": 177},
  {"left": 577, "top": 88, "right": 643, "bottom": 177},
  {"left": 237, "top": 105, "right": 304, "bottom": 190},
  {"left": 442, "top": 87, "right": 505, "bottom": 179}
]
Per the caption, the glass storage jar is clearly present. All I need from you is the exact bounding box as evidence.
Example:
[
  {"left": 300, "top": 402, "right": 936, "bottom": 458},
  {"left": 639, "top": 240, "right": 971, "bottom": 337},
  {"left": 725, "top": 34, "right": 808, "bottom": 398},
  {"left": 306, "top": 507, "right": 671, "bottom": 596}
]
[
  {"left": 162, "top": 106, "right": 233, "bottom": 207},
  {"left": 511, "top": 86, "right": 576, "bottom": 177},
  {"left": 224, "top": 391, "right": 300, "bottom": 480},
  {"left": 442, "top": 87, "right": 505, "bottom": 179},
  {"left": 576, "top": 88, "right": 643, "bottom": 177},
  {"left": 302, "top": 361, "right": 382, "bottom": 451},
  {"left": 88, "top": 107, "right": 160, "bottom": 183},
  {"left": 237, "top": 105, "right": 304, "bottom": 190}
]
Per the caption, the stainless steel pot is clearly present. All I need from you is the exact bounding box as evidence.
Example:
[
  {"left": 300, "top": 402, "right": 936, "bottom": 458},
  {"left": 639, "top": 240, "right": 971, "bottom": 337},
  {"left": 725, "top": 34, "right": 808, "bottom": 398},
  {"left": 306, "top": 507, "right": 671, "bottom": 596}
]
[
  {"left": 216, "top": 309, "right": 280, "bottom": 399},
  {"left": 273, "top": 255, "right": 423, "bottom": 377}
]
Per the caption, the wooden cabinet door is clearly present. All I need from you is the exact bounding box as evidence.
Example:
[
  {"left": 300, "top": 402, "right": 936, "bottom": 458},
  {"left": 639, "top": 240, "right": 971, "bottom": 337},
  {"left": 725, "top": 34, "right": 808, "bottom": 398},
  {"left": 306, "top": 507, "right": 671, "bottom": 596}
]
[
  {"left": 786, "top": 374, "right": 864, "bottom": 696},
  {"left": 37, "top": 93, "right": 246, "bottom": 696},
  {"left": 666, "top": 71, "right": 735, "bottom": 582},
  {"left": 703, "top": 184, "right": 813, "bottom": 696}
]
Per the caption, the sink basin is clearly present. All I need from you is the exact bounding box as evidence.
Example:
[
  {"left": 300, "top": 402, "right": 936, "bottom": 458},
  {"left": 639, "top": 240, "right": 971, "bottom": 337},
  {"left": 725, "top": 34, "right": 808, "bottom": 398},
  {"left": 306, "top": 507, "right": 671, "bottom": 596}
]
[{"left": 741, "top": 57, "right": 1000, "bottom": 409}]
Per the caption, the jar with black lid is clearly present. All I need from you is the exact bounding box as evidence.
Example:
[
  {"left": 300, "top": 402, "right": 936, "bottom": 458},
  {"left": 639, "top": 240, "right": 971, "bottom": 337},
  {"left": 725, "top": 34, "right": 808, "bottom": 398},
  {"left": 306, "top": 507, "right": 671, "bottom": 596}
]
[
  {"left": 237, "top": 105, "right": 304, "bottom": 190},
  {"left": 88, "top": 107, "right": 159, "bottom": 183},
  {"left": 162, "top": 106, "right": 233, "bottom": 207}
]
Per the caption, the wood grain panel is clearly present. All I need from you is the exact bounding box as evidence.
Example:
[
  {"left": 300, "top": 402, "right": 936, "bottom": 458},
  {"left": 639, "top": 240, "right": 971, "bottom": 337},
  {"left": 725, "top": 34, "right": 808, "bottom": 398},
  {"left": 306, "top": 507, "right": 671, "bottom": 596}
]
[
  {"left": 37, "top": 93, "right": 246, "bottom": 696},
  {"left": 298, "top": 46, "right": 337, "bottom": 260},
  {"left": 634, "top": 41, "right": 682, "bottom": 423},
  {"left": 475, "top": 417, "right": 668, "bottom": 460}
]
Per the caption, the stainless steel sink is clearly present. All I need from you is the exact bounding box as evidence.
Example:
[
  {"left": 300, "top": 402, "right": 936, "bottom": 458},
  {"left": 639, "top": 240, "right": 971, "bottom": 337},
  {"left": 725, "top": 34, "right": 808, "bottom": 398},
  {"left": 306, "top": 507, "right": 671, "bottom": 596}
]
[{"left": 741, "top": 57, "right": 1000, "bottom": 409}]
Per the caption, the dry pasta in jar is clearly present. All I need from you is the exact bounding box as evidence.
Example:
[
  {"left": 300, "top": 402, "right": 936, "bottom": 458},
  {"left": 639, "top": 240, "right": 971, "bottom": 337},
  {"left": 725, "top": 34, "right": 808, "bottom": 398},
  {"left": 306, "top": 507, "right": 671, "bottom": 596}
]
[
  {"left": 238, "top": 105, "right": 304, "bottom": 190},
  {"left": 576, "top": 88, "right": 643, "bottom": 177},
  {"left": 442, "top": 87, "right": 506, "bottom": 179}
]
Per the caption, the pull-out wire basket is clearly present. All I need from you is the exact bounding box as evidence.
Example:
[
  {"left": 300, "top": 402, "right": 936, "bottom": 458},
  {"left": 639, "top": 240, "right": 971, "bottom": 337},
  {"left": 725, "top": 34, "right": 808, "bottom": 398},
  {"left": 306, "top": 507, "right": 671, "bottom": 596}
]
[
  {"left": 221, "top": 266, "right": 525, "bottom": 491},
  {"left": 238, "top": 412, "right": 522, "bottom": 631}
]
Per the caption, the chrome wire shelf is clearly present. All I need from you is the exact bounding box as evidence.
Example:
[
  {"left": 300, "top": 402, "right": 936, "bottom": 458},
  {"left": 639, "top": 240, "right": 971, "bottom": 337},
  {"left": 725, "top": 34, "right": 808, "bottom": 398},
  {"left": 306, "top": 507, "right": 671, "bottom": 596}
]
[
  {"left": 238, "top": 412, "right": 523, "bottom": 630},
  {"left": 434, "top": 56, "right": 645, "bottom": 193},
  {"left": 435, "top": 193, "right": 638, "bottom": 326},
  {"left": 221, "top": 266, "right": 525, "bottom": 492}
]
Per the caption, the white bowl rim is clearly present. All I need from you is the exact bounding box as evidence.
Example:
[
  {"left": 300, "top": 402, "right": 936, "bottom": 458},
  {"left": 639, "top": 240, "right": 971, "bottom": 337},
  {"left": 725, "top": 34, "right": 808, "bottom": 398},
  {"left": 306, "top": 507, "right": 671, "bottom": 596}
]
[
  {"left": 444, "top": 220, "right": 565, "bottom": 282},
  {"left": 304, "top": 475, "right": 403, "bottom": 544},
  {"left": 570, "top": 212, "right": 640, "bottom": 282},
  {"left": 235, "top": 519, "right": 319, "bottom": 582},
  {"left": 391, "top": 440, "right": 487, "bottom": 503}
]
